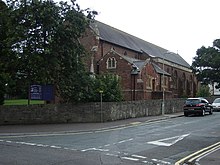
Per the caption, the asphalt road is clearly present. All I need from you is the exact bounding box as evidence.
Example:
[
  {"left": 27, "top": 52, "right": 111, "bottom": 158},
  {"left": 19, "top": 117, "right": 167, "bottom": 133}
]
[{"left": 0, "top": 113, "right": 220, "bottom": 165}]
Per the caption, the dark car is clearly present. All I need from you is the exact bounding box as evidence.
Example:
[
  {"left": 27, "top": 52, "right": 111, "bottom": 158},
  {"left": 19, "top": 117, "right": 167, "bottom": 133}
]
[{"left": 183, "top": 98, "right": 213, "bottom": 116}]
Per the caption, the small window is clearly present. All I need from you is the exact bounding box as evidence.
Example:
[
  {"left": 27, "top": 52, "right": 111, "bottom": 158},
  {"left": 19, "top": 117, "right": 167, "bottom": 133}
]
[
  {"left": 146, "top": 75, "right": 152, "bottom": 89},
  {"left": 107, "top": 57, "right": 117, "bottom": 69}
]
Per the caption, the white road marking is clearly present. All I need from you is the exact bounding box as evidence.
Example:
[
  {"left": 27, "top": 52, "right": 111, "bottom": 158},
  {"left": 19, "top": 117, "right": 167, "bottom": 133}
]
[
  {"left": 105, "top": 153, "right": 118, "bottom": 157},
  {"left": 121, "top": 156, "right": 139, "bottom": 161},
  {"left": 118, "top": 138, "right": 133, "bottom": 144},
  {"left": 147, "top": 134, "right": 190, "bottom": 146},
  {"left": 36, "top": 144, "right": 49, "bottom": 147},
  {"left": 23, "top": 142, "right": 37, "bottom": 146},
  {"left": 142, "top": 160, "right": 152, "bottom": 164},
  {"left": 50, "top": 145, "right": 61, "bottom": 149},
  {"left": 0, "top": 139, "right": 172, "bottom": 164},
  {"left": 81, "top": 148, "right": 95, "bottom": 152},
  {"left": 152, "top": 158, "right": 171, "bottom": 164},
  {"left": 81, "top": 148, "right": 109, "bottom": 152},
  {"left": 132, "top": 154, "right": 147, "bottom": 159}
]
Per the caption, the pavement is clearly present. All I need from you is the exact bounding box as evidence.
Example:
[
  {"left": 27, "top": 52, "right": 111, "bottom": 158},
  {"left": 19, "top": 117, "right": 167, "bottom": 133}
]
[
  {"left": 0, "top": 112, "right": 219, "bottom": 165},
  {"left": 0, "top": 112, "right": 184, "bottom": 135}
]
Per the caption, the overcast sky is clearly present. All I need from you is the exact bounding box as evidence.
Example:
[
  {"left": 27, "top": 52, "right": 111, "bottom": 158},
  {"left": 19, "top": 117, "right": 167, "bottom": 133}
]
[{"left": 73, "top": 0, "right": 220, "bottom": 65}]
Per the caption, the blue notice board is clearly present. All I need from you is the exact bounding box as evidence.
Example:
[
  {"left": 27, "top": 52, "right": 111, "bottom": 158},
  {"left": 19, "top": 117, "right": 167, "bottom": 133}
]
[{"left": 30, "top": 85, "right": 54, "bottom": 101}]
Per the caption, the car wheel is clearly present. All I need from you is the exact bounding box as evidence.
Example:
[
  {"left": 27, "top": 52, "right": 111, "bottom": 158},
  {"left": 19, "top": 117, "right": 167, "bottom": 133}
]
[
  {"left": 209, "top": 108, "right": 213, "bottom": 115},
  {"left": 201, "top": 109, "right": 205, "bottom": 116},
  {"left": 184, "top": 112, "right": 188, "bottom": 117}
]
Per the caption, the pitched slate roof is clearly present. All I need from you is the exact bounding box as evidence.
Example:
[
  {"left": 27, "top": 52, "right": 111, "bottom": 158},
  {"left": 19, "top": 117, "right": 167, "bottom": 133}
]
[
  {"left": 90, "top": 20, "right": 190, "bottom": 68},
  {"left": 102, "top": 50, "right": 170, "bottom": 76},
  {"left": 152, "top": 63, "right": 171, "bottom": 76}
]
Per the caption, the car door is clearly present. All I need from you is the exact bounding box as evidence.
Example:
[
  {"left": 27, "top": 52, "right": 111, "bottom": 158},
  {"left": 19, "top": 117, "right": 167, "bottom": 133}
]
[{"left": 202, "top": 99, "right": 211, "bottom": 111}]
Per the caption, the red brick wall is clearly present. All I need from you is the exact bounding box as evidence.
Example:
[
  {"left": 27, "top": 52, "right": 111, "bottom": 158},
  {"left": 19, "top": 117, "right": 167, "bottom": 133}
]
[{"left": 80, "top": 28, "right": 198, "bottom": 100}]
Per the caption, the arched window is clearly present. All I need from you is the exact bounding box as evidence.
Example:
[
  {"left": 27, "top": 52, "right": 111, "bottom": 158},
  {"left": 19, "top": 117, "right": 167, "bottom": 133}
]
[
  {"left": 107, "top": 57, "right": 117, "bottom": 69},
  {"left": 173, "top": 70, "right": 178, "bottom": 89},
  {"left": 183, "top": 73, "right": 186, "bottom": 90}
]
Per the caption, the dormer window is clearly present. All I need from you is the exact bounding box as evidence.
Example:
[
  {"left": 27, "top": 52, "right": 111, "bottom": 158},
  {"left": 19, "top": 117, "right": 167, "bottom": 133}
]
[{"left": 107, "top": 57, "right": 117, "bottom": 69}]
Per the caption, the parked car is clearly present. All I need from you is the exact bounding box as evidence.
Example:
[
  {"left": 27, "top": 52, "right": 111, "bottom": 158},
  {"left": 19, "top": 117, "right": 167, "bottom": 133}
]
[
  {"left": 183, "top": 98, "right": 213, "bottom": 116},
  {"left": 212, "top": 98, "right": 220, "bottom": 111}
]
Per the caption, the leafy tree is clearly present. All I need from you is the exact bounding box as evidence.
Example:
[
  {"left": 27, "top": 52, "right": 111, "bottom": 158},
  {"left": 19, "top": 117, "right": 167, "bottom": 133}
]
[
  {"left": 192, "top": 39, "right": 220, "bottom": 89},
  {"left": 0, "top": 0, "right": 11, "bottom": 104},
  {"left": 2, "top": 0, "right": 97, "bottom": 103},
  {"left": 1, "top": 0, "right": 122, "bottom": 103},
  {"left": 196, "top": 85, "right": 211, "bottom": 97},
  {"left": 87, "top": 74, "right": 123, "bottom": 102}
]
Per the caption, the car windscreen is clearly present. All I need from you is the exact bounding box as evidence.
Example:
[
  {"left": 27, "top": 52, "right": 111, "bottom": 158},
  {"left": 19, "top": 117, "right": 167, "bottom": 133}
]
[
  {"left": 213, "top": 99, "right": 220, "bottom": 103},
  {"left": 186, "top": 99, "right": 200, "bottom": 105}
]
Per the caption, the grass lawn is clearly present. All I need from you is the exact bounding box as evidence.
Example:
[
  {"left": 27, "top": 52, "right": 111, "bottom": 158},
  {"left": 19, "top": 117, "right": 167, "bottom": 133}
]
[{"left": 4, "top": 99, "right": 45, "bottom": 105}]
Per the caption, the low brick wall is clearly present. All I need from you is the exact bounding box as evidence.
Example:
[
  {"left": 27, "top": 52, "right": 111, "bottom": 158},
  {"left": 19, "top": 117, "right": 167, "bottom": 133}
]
[{"left": 0, "top": 98, "right": 185, "bottom": 125}]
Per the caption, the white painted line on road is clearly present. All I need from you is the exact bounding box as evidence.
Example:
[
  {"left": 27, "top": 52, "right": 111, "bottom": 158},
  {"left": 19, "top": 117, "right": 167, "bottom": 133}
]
[
  {"left": 142, "top": 160, "right": 152, "bottom": 164},
  {"left": 152, "top": 158, "right": 171, "bottom": 164},
  {"left": 81, "top": 148, "right": 95, "bottom": 152},
  {"left": 50, "top": 145, "right": 62, "bottom": 149},
  {"left": 15, "top": 141, "right": 26, "bottom": 145},
  {"left": 118, "top": 138, "right": 133, "bottom": 144},
  {"left": 147, "top": 134, "right": 190, "bottom": 147},
  {"left": 81, "top": 148, "right": 109, "bottom": 152},
  {"left": 0, "top": 139, "right": 80, "bottom": 153},
  {"left": 94, "top": 148, "right": 109, "bottom": 152},
  {"left": 121, "top": 156, "right": 139, "bottom": 161},
  {"left": 105, "top": 153, "right": 118, "bottom": 157},
  {"left": 22, "top": 142, "right": 37, "bottom": 146},
  {"left": 36, "top": 144, "right": 49, "bottom": 147},
  {"left": 131, "top": 154, "right": 147, "bottom": 159}
]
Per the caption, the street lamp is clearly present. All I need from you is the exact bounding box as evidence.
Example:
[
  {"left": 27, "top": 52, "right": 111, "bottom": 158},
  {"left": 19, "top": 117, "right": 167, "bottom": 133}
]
[
  {"left": 162, "top": 51, "right": 173, "bottom": 115},
  {"left": 99, "top": 90, "right": 103, "bottom": 122}
]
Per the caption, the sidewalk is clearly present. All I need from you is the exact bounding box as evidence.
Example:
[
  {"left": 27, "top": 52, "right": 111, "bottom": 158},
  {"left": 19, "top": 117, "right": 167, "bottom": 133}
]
[{"left": 0, "top": 112, "right": 184, "bottom": 135}]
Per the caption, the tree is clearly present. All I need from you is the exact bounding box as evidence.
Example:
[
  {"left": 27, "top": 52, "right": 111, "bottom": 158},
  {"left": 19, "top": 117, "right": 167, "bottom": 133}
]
[
  {"left": 0, "top": 0, "right": 11, "bottom": 104},
  {"left": 2, "top": 0, "right": 97, "bottom": 103},
  {"left": 192, "top": 39, "right": 220, "bottom": 90},
  {"left": 196, "top": 85, "right": 211, "bottom": 97},
  {"left": 2, "top": 0, "right": 122, "bottom": 103},
  {"left": 86, "top": 73, "right": 123, "bottom": 102}
]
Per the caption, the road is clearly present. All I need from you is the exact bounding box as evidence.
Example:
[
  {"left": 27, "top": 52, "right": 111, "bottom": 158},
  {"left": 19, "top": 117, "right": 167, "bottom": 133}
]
[{"left": 0, "top": 113, "right": 220, "bottom": 165}]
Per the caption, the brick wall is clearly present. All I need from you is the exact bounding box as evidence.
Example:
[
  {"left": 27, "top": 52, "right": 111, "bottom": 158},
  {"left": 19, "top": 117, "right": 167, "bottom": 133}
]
[{"left": 0, "top": 98, "right": 185, "bottom": 125}]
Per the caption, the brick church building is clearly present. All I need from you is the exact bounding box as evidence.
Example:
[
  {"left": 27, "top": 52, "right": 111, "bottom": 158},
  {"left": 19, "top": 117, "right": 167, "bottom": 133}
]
[{"left": 80, "top": 20, "right": 198, "bottom": 101}]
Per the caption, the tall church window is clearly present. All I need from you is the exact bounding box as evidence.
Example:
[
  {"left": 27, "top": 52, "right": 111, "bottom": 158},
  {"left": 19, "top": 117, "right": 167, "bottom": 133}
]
[{"left": 107, "top": 57, "right": 117, "bottom": 69}]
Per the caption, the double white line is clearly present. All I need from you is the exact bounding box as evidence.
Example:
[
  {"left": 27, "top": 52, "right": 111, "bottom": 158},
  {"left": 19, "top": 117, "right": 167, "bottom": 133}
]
[{"left": 175, "top": 141, "right": 220, "bottom": 165}]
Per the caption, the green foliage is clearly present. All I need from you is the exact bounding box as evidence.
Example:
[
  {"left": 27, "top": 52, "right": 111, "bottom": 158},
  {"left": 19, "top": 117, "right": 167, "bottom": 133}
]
[
  {"left": 1, "top": 0, "right": 97, "bottom": 103},
  {"left": 86, "top": 74, "right": 123, "bottom": 102},
  {"left": 192, "top": 39, "right": 220, "bottom": 88},
  {"left": 196, "top": 85, "right": 211, "bottom": 97}
]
